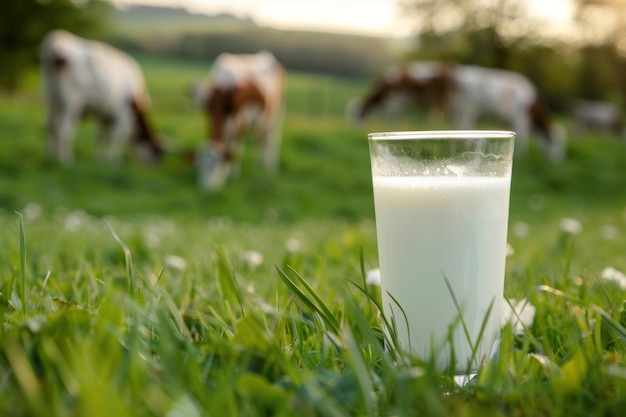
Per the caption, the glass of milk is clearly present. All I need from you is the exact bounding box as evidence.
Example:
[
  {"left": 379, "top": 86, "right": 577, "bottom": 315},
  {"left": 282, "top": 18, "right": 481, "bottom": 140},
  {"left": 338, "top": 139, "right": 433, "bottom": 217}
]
[{"left": 368, "top": 130, "right": 515, "bottom": 374}]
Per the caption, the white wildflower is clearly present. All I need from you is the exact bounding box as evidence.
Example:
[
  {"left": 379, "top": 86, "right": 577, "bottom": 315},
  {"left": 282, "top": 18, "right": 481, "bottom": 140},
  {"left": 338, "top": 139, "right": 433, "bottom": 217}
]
[
  {"left": 506, "top": 243, "right": 515, "bottom": 257},
  {"left": 63, "top": 210, "right": 89, "bottom": 232},
  {"left": 366, "top": 268, "right": 381, "bottom": 286},
  {"left": 23, "top": 203, "right": 42, "bottom": 221},
  {"left": 164, "top": 254, "right": 187, "bottom": 271},
  {"left": 143, "top": 227, "right": 161, "bottom": 248},
  {"left": 512, "top": 221, "right": 529, "bottom": 238},
  {"left": 501, "top": 298, "right": 536, "bottom": 334},
  {"left": 166, "top": 394, "right": 201, "bottom": 417},
  {"left": 241, "top": 250, "right": 264, "bottom": 269},
  {"left": 285, "top": 238, "right": 302, "bottom": 253},
  {"left": 559, "top": 217, "right": 582, "bottom": 235},
  {"left": 601, "top": 224, "right": 618, "bottom": 241},
  {"left": 143, "top": 218, "right": 176, "bottom": 248},
  {"left": 601, "top": 267, "right": 626, "bottom": 290},
  {"left": 527, "top": 353, "right": 560, "bottom": 375}
]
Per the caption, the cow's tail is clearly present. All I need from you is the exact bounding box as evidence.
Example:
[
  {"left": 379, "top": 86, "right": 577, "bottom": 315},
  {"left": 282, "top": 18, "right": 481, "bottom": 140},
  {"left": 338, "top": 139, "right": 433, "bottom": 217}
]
[{"left": 129, "top": 95, "right": 165, "bottom": 160}]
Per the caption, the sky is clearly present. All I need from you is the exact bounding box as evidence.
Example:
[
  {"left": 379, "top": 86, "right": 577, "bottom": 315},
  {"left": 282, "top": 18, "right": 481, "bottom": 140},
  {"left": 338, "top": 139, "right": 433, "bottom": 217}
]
[{"left": 110, "top": 0, "right": 576, "bottom": 39}]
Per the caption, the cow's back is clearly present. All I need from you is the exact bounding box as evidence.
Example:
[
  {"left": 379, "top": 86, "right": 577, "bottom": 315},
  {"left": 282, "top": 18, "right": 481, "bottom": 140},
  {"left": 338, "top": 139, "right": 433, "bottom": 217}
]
[
  {"left": 40, "top": 30, "right": 148, "bottom": 116},
  {"left": 453, "top": 66, "right": 537, "bottom": 118},
  {"left": 211, "top": 51, "right": 284, "bottom": 112}
]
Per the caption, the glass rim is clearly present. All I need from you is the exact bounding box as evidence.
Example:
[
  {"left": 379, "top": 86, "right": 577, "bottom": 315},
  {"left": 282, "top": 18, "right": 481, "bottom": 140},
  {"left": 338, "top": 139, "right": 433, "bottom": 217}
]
[{"left": 368, "top": 130, "right": 516, "bottom": 141}]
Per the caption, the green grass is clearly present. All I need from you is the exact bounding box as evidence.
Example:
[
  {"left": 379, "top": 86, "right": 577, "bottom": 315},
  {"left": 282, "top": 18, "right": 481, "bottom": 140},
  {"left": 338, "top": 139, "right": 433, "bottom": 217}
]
[{"left": 2, "top": 53, "right": 626, "bottom": 416}]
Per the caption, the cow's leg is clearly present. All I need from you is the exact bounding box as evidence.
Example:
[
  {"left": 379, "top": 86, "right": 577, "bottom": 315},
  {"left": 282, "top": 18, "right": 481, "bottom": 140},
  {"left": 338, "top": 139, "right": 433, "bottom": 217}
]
[
  {"left": 95, "top": 117, "right": 113, "bottom": 162},
  {"left": 107, "top": 112, "right": 132, "bottom": 163},
  {"left": 545, "top": 123, "right": 567, "bottom": 162},
  {"left": 260, "top": 110, "right": 284, "bottom": 171},
  {"left": 224, "top": 118, "right": 244, "bottom": 178},
  {"left": 53, "top": 109, "right": 78, "bottom": 164},
  {"left": 198, "top": 142, "right": 230, "bottom": 190},
  {"left": 512, "top": 112, "right": 531, "bottom": 158},
  {"left": 46, "top": 109, "right": 61, "bottom": 161},
  {"left": 260, "top": 129, "right": 281, "bottom": 171},
  {"left": 449, "top": 94, "right": 476, "bottom": 130}
]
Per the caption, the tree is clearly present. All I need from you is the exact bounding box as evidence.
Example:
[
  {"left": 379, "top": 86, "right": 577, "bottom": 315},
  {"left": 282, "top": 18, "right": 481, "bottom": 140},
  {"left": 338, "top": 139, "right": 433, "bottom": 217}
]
[
  {"left": 574, "top": 0, "right": 626, "bottom": 103},
  {"left": 0, "top": 0, "right": 112, "bottom": 91},
  {"left": 398, "top": 0, "right": 626, "bottom": 110},
  {"left": 400, "top": 0, "right": 540, "bottom": 68}
]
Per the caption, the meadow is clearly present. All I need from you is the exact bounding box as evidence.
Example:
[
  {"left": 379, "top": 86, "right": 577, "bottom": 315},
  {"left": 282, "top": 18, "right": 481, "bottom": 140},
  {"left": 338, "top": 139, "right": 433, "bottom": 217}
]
[{"left": 1, "top": 53, "right": 626, "bottom": 416}]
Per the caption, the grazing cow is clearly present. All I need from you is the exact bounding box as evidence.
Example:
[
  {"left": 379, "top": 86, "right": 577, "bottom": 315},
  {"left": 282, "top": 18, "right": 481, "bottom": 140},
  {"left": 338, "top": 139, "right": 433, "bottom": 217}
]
[
  {"left": 40, "top": 29, "right": 164, "bottom": 164},
  {"left": 350, "top": 62, "right": 566, "bottom": 161},
  {"left": 347, "top": 61, "right": 452, "bottom": 125},
  {"left": 571, "top": 99, "right": 624, "bottom": 138},
  {"left": 191, "top": 51, "right": 285, "bottom": 189}
]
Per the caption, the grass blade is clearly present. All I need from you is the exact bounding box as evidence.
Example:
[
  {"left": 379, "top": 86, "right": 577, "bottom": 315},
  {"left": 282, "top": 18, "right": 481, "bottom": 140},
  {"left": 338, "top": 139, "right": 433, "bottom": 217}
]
[
  {"left": 275, "top": 265, "right": 339, "bottom": 334},
  {"left": 536, "top": 284, "right": 626, "bottom": 342},
  {"left": 215, "top": 246, "right": 245, "bottom": 317},
  {"left": 442, "top": 275, "right": 474, "bottom": 356},
  {"left": 104, "top": 220, "right": 134, "bottom": 297},
  {"left": 286, "top": 266, "right": 340, "bottom": 332},
  {"left": 16, "top": 212, "right": 26, "bottom": 317}
]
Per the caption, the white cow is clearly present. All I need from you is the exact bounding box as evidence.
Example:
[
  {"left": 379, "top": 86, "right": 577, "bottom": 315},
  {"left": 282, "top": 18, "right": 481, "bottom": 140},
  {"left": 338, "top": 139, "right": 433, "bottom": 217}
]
[
  {"left": 40, "top": 30, "right": 164, "bottom": 164},
  {"left": 191, "top": 51, "right": 285, "bottom": 189},
  {"left": 351, "top": 62, "right": 566, "bottom": 161},
  {"left": 449, "top": 65, "right": 566, "bottom": 161},
  {"left": 571, "top": 99, "right": 624, "bottom": 138}
]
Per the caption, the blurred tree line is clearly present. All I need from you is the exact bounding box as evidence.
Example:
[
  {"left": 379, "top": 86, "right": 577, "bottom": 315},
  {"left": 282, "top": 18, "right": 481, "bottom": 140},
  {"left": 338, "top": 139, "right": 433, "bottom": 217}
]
[
  {"left": 2, "top": 0, "right": 626, "bottom": 116},
  {"left": 0, "top": 0, "right": 111, "bottom": 91},
  {"left": 400, "top": 0, "right": 626, "bottom": 112},
  {"left": 109, "top": 27, "right": 395, "bottom": 79}
]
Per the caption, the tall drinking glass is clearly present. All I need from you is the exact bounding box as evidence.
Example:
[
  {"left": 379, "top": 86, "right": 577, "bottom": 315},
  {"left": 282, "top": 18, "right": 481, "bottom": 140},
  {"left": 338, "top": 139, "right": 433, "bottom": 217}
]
[{"left": 368, "top": 130, "right": 515, "bottom": 373}]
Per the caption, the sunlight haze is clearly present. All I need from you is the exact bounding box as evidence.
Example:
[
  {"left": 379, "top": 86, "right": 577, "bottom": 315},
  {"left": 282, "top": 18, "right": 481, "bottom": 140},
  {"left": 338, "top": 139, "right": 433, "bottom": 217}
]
[{"left": 110, "top": 0, "right": 575, "bottom": 39}]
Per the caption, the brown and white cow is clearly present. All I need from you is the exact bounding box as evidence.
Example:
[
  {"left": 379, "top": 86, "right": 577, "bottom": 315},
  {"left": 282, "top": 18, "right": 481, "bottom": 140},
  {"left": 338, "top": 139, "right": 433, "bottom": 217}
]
[
  {"left": 191, "top": 51, "right": 285, "bottom": 189},
  {"left": 348, "top": 61, "right": 452, "bottom": 125},
  {"left": 40, "top": 30, "right": 164, "bottom": 164},
  {"left": 350, "top": 62, "right": 566, "bottom": 161}
]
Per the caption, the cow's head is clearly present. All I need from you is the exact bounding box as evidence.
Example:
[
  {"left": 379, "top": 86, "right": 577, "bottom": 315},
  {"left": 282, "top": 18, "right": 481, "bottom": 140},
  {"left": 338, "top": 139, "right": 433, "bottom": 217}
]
[
  {"left": 130, "top": 96, "right": 165, "bottom": 164},
  {"left": 197, "top": 143, "right": 232, "bottom": 190},
  {"left": 529, "top": 98, "right": 568, "bottom": 162},
  {"left": 349, "top": 63, "right": 455, "bottom": 124}
]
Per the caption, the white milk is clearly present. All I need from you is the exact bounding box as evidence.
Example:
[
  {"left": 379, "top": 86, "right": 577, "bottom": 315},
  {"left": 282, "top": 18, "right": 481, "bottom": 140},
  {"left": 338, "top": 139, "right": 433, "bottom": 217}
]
[{"left": 373, "top": 175, "right": 511, "bottom": 371}]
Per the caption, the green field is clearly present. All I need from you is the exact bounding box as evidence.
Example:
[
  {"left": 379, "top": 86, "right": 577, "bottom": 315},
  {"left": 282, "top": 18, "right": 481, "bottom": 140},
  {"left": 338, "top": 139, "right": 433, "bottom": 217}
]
[{"left": 1, "top": 53, "right": 626, "bottom": 416}]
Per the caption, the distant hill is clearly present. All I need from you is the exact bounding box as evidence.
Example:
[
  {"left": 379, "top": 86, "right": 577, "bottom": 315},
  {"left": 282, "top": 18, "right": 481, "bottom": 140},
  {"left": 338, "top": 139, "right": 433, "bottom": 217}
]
[
  {"left": 112, "top": 4, "right": 257, "bottom": 27},
  {"left": 107, "top": 4, "right": 410, "bottom": 78}
]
